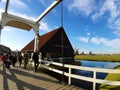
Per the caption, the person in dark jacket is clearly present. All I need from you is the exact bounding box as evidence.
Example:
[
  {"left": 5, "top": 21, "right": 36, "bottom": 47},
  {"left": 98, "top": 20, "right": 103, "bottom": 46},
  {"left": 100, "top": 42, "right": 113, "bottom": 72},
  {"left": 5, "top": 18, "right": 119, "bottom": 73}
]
[
  {"left": 32, "top": 50, "right": 39, "bottom": 72},
  {"left": 18, "top": 53, "right": 22, "bottom": 67},
  {"left": 12, "top": 54, "right": 17, "bottom": 67},
  {"left": 6, "top": 52, "right": 12, "bottom": 69}
]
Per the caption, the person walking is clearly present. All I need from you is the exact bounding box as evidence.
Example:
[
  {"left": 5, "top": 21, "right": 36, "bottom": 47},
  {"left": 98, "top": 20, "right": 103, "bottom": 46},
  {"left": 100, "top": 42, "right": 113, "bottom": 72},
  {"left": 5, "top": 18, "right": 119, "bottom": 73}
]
[
  {"left": 1, "top": 53, "right": 7, "bottom": 67},
  {"left": 32, "top": 50, "right": 39, "bottom": 72},
  {"left": 12, "top": 54, "right": 17, "bottom": 67},
  {"left": 18, "top": 53, "right": 22, "bottom": 67},
  {"left": 6, "top": 52, "right": 12, "bottom": 69},
  {"left": 23, "top": 52, "right": 29, "bottom": 69}
]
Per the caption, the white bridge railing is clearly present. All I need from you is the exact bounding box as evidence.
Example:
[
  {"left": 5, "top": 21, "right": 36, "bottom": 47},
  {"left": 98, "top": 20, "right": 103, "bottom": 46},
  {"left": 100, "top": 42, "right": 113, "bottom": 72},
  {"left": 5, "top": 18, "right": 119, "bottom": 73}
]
[{"left": 39, "top": 60, "right": 120, "bottom": 90}]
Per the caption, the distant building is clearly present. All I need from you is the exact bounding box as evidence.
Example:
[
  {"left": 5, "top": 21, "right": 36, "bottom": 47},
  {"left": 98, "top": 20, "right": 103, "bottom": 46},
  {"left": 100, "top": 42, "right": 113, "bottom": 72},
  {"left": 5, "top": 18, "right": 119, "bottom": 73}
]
[
  {"left": 21, "top": 27, "right": 74, "bottom": 63},
  {"left": 0, "top": 44, "right": 11, "bottom": 54}
]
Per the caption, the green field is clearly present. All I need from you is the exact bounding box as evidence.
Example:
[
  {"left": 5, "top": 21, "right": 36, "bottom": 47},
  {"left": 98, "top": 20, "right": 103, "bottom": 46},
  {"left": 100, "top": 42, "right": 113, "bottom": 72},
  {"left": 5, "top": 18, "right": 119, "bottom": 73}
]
[{"left": 74, "top": 54, "right": 120, "bottom": 62}]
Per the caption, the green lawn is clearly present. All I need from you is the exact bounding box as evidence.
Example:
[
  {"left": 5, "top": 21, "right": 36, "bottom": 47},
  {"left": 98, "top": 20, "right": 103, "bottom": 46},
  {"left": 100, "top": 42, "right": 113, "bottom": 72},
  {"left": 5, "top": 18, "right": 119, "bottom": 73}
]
[
  {"left": 74, "top": 54, "right": 120, "bottom": 62},
  {"left": 99, "top": 66, "right": 120, "bottom": 90}
]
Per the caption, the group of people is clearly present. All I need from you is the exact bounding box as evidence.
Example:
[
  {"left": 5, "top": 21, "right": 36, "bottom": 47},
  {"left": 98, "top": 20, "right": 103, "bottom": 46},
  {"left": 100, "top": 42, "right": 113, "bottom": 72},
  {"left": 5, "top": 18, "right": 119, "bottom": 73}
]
[
  {"left": 0, "top": 50, "right": 40, "bottom": 72},
  {"left": 0, "top": 52, "right": 23, "bottom": 69}
]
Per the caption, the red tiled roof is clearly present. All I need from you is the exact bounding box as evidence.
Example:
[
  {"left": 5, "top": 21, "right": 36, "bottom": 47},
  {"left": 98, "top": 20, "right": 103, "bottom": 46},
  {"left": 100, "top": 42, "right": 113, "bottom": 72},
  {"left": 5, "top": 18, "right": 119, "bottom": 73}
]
[{"left": 21, "top": 27, "right": 63, "bottom": 51}]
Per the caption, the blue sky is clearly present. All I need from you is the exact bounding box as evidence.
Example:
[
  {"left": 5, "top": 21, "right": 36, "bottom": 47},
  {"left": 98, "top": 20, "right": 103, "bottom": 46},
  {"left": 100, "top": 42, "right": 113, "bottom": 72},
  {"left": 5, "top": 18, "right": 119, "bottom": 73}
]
[{"left": 0, "top": 0, "right": 120, "bottom": 54}]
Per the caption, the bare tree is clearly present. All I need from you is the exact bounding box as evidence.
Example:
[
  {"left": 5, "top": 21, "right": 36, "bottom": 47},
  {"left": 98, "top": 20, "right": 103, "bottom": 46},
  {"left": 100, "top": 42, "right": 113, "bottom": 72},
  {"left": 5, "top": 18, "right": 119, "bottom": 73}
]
[{"left": 74, "top": 48, "right": 79, "bottom": 55}]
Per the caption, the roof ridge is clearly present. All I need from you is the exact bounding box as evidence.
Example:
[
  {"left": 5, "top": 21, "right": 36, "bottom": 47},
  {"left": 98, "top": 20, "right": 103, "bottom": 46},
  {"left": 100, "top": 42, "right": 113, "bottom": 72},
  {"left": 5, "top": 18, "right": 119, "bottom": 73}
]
[
  {"left": 40, "top": 27, "right": 63, "bottom": 37},
  {"left": 38, "top": 27, "right": 63, "bottom": 48},
  {"left": 21, "top": 27, "right": 63, "bottom": 51}
]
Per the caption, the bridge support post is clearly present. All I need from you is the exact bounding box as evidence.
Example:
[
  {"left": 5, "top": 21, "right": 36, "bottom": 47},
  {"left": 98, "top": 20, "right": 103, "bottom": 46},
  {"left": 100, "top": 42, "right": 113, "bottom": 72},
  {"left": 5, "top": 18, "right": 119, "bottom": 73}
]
[
  {"left": 33, "top": 24, "right": 39, "bottom": 52},
  {"left": 68, "top": 67, "right": 71, "bottom": 85},
  {"left": 93, "top": 70, "right": 96, "bottom": 90}
]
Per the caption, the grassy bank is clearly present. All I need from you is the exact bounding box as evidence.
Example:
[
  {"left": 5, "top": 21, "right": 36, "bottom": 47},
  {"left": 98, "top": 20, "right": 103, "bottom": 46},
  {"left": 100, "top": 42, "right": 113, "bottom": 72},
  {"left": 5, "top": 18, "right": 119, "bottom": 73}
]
[
  {"left": 74, "top": 54, "right": 120, "bottom": 62},
  {"left": 99, "top": 66, "right": 120, "bottom": 90}
]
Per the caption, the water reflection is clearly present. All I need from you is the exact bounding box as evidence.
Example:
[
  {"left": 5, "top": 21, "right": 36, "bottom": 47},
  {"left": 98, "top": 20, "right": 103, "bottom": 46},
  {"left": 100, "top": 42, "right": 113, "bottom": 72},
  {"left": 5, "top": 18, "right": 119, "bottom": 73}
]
[
  {"left": 80, "top": 60, "right": 120, "bottom": 69},
  {"left": 74, "top": 60, "right": 120, "bottom": 79}
]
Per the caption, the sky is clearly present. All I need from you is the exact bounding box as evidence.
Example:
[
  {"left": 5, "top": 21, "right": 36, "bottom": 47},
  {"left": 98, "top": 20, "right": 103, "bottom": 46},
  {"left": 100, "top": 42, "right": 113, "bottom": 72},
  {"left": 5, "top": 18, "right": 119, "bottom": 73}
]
[{"left": 0, "top": 0, "right": 120, "bottom": 54}]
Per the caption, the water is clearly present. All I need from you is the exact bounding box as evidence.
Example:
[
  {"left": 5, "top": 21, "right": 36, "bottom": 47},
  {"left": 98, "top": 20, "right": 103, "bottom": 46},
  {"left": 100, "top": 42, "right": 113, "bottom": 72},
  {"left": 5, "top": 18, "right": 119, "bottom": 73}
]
[
  {"left": 72, "top": 60, "right": 120, "bottom": 89},
  {"left": 74, "top": 60, "right": 120, "bottom": 78},
  {"left": 80, "top": 60, "right": 120, "bottom": 69}
]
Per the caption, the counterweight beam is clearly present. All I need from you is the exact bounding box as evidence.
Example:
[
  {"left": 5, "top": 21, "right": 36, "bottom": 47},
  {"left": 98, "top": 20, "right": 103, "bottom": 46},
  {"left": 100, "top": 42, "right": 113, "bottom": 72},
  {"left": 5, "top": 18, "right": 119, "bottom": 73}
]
[{"left": 36, "top": 0, "right": 62, "bottom": 23}]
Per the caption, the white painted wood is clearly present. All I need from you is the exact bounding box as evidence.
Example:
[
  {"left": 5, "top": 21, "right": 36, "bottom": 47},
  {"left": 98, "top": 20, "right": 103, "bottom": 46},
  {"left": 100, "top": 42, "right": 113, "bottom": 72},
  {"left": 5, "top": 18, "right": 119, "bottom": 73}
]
[
  {"left": 93, "top": 70, "right": 96, "bottom": 90},
  {"left": 40, "top": 60, "right": 120, "bottom": 89},
  {"left": 41, "top": 64, "right": 63, "bottom": 74},
  {"left": 36, "top": 0, "right": 62, "bottom": 23},
  {"left": 95, "top": 79, "right": 120, "bottom": 85},
  {"left": 68, "top": 67, "right": 71, "bottom": 85},
  {"left": 1, "top": 0, "right": 62, "bottom": 52}
]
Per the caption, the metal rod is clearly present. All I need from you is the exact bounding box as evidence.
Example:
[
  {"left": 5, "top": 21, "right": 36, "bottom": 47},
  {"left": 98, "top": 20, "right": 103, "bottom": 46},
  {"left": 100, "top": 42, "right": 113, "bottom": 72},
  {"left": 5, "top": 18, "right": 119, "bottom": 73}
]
[
  {"left": 0, "top": 28, "right": 2, "bottom": 44},
  {"left": 60, "top": 1, "right": 63, "bottom": 27},
  {"left": 36, "top": 0, "right": 62, "bottom": 23},
  {"left": 5, "top": 0, "right": 10, "bottom": 13}
]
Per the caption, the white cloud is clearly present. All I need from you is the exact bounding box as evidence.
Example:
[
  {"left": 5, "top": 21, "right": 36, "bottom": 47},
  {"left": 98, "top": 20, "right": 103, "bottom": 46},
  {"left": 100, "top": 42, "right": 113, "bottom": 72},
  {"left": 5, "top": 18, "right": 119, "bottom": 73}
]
[
  {"left": 1, "top": 0, "right": 28, "bottom": 10},
  {"left": 0, "top": 0, "right": 5, "bottom": 3},
  {"left": 103, "top": 38, "right": 120, "bottom": 48},
  {"left": 91, "top": 37, "right": 106, "bottom": 45},
  {"left": 39, "top": 0, "right": 47, "bottom": 7},
  {"left": 78, "top": 36, "right": 89, "bottom": 43},
  {"left": 0, "top": 3, "right": 36, "bottom": 21},
  {"left": 0, "top": 0, "right": 33, "bottom": 20},
  {"left": 87, "top": 32, "right": 91, "bottom": 36},
  {"left": 90, "top": 37, "right": 120, "bottom": 48},
  {"left": 10, "top": 0, "right": 28, "bottom": 10},
  {"left": 92, "top": 0, "right": 119, "bottom": 20},
  {"left": 91, "top": 0, "right": 120, "bottom": 36},
  {"left": 40, "top": 21, "right": 50, "bottom": 32},
  {"left": 39, "top": 0, "right": 52, "bottom": 7},
  {"left": 68, "top": 0, "right": 95, "bottom": 16},
  {"left": 78, "top": 36, "right": 120, "bottom": 49},
  {"left": 108, "top": 17, "right": 120, "bottom": 36}
]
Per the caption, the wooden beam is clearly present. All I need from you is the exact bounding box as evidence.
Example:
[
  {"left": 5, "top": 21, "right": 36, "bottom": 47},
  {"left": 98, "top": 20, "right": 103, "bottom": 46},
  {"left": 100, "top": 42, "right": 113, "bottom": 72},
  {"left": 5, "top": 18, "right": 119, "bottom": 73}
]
[{"left": 36, "top": 0, "right": 62, "bottom": 23}]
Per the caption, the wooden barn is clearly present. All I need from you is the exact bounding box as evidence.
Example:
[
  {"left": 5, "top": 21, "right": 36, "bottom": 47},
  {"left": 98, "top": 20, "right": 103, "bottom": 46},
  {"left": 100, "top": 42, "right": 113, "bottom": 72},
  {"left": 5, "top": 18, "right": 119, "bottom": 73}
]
[{"left": 21, "top": 27, "right": 74, "bottom": 63}]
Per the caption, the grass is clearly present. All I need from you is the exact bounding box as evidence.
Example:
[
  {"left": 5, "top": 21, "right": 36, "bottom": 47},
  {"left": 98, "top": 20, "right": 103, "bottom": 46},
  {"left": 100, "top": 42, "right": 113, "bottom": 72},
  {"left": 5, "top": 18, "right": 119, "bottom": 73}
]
[
  {"left": 99, "top": 66, "right": 120, "bottom": 90},
  {"left": 74, "top": 54, "right": 120, "bottom": 62}
]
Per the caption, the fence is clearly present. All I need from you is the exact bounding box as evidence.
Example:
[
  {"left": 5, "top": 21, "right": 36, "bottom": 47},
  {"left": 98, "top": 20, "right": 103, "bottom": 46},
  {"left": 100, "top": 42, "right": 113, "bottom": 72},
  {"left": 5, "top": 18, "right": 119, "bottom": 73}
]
[{"left": 39, "top": 60, "right": 120, "bottom": 90}]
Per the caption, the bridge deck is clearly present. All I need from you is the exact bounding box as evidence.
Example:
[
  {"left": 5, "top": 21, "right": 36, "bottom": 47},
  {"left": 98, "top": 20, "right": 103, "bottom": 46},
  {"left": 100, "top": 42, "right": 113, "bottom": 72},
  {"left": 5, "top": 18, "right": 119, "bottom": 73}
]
[{"left": 0, "top": 63, "right": 85, "bottom": 90}]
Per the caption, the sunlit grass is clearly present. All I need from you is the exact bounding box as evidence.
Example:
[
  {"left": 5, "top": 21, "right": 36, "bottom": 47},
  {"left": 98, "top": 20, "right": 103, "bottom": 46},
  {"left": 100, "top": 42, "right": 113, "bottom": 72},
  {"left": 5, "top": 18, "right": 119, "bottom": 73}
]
[
  {"left": 99, "top": 66, "right": 120, "bottom": 90},
  {"left": 74, "top": 54, "right": 120, "bottom": 62}
]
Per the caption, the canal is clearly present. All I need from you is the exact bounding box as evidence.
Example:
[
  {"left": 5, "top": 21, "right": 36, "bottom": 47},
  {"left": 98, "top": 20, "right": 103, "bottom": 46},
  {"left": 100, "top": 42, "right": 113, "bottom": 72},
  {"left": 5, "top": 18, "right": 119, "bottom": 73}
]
[{"left": 72, "top": 60, "right": 120, "bottom": 90}]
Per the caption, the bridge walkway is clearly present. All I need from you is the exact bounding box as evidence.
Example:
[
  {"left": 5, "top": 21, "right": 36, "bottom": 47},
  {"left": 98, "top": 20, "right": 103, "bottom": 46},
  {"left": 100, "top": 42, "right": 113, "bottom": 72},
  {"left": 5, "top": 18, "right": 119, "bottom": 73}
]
[{"left": 0, "top": 62, "right": 86, "bottom": 90}]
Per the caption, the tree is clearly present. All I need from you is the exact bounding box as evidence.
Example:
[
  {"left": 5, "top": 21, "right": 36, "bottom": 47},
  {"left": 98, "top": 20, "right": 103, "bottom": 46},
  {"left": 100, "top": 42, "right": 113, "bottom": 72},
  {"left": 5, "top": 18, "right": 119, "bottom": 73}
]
[
  {"left": 74, "top": 48, "right": 79, "bottom": 55},
  {"left": 81, "top": 52, "right": 84, "bottom": 55},
  {"left": 89, "top": 51, "right": 92, "bottom": 55}
]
